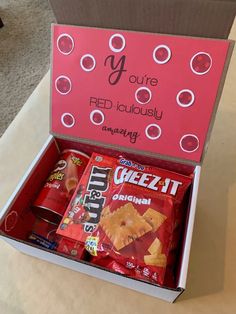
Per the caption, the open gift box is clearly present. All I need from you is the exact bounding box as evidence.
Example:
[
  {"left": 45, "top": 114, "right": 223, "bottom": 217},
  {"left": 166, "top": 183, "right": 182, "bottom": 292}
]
[{"left": 0, "top": 18, "right": 234, "bottom": 302}]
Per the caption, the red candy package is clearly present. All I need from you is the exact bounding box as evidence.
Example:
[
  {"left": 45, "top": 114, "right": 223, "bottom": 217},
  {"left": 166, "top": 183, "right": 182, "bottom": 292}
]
[
  {"left": 90, "top": 256, "right": 132, "bottom": 276},
  {"left": 57, "top": 153, "right": 192, "bottom": 285},
  {"left": 28, "top": 218, "right": 85, "bottom": 260},
  {"left": 31, "top": 217, "right": 58, "bottom": 240},
  {"left": 56, "top": 237, "right": 85, "bottom": 260}
]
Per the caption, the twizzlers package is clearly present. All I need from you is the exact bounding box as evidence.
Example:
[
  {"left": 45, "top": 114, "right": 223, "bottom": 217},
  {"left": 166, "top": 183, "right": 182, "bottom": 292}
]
[{"left": 57, "top": 153, "right": 192, "bottom": 285}]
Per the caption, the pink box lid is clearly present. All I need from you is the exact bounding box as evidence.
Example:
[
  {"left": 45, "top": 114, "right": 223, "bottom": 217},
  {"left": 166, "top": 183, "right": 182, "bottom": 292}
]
[{"left": 50, "top": 24, "right": 232, "bottom": 164}]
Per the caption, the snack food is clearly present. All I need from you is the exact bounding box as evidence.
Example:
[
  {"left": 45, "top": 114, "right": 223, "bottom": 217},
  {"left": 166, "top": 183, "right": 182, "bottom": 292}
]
[
  {"left": 148, "top": 238, "right": 162, "bottom": 255},
  {"left": 28, "top": 217, "right": 85, "bottom": 260},
  {"left": 144, "top": 253, "right": 167, "bottom": 267},
  {"left": 57, "top": 237, "right": 85, "bottom": 260},
  {"left": 100, "top": 203, "right": 152, "bottom": 251},
  {"left": 143, "top": 208, "right": 167, "bottom": 232},
  {"left": 57, "top": 153, "right": 192, "bottom": 285},
  {"left": 90, "top": 255, "right": 133, "bottom": 276},
  {"left": 33, "top": 149, "right": 90, "bottom": 225},
  {"left": 28, "top": 217, "right": 58, "bottom": 250}
]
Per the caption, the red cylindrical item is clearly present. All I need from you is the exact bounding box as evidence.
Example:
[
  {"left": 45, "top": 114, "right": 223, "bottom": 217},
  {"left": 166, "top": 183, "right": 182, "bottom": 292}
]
[
  {"left": 31, "top": 217, "right": 58, "bottom": 240},
  {"left": 33, "top": 149, "right": 90, "bottom": 225}
]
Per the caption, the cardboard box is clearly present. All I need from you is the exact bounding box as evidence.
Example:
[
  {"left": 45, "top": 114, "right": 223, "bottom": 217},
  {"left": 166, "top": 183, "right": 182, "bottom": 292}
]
[
  {"left": 49, "top": 0, "right": 236, "bottom": 39},
  {"left": 0, "top": 21, "right": 234, "bottom": 302}
]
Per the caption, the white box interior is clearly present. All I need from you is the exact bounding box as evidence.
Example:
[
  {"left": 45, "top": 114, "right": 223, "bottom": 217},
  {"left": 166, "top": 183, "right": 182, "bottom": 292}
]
[{"left": 0, "top": 135, "right": 200, "bottom": 302}]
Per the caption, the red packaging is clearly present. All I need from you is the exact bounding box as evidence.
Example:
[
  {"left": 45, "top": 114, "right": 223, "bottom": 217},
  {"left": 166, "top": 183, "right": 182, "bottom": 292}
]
[
  {"left": 90, "top": 256, "right": 133, "bottom": 276},
  {"left": 31, "top": 217, "right": 58, "bottom": 241},
  {"left": 28, "top": 218, "right": 85, "bottom": 260},
  {"left": 56, "top": 237, "right": 85, "bottom": 260},
  {"left": 28, "top": 217, "right": 59, "bottom": 250},
  {"left": 57, "top": 153, "right": 192, "bottom": 285},
  {"left": 33, "top": 149, "right": 90, "bottom": 225},
  {"left": 90, "top": 256, "right": 176, "bottom": 287}
]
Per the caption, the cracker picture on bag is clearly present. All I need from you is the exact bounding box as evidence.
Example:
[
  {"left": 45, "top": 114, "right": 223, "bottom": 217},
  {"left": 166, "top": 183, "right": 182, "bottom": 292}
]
[{"left": 57, "top": 153, "right": 192, "bottom": 285}]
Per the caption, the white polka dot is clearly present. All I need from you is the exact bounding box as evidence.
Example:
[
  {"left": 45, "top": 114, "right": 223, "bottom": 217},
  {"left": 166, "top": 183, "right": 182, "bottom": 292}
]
[
  {"left": 190, "top": 52, "right": 212, "bottom": 75},
  {"left": 57, "top": 33, "right": 74, "bottom": 55},
  {"left": 61, "top": 113, "right": 75, "bottom": 128},
  {"left": 90, "top": 110, "right": 105, "bottom": 125},
  {"left": 145, "top": 124, "right": 162, "bottom": 140},
  {"left": 180, "top": 134, "right": 199, "bottom": 153},
  {"left": 55, "top": 76, "right": 72, "bottom": 95},
  {"left": 176, "top": 89, "right": 195, "bottom": 107},
  {"left": 153, "top": 45, "right": 171, "bottom": 64},
  {"left": 80, "top": 54, "right": 96, "bottom": 72},
  {"left": 135, "top": 87, "right": 152, "bottom": 105},
  {"left": 109, "top": 34, "right": 126, "bottom": 52}
]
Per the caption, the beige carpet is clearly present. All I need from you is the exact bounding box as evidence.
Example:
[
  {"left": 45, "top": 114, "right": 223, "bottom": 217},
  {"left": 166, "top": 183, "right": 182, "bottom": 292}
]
[{"left": 0, "top": 0, "right": 55, "bottom": 136}]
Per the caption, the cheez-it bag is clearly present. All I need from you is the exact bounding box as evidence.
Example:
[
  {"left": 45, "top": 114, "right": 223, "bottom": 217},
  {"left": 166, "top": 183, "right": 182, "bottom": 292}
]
[{"left": 57, "top": 153, "right": 192, "bottom": 285}]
